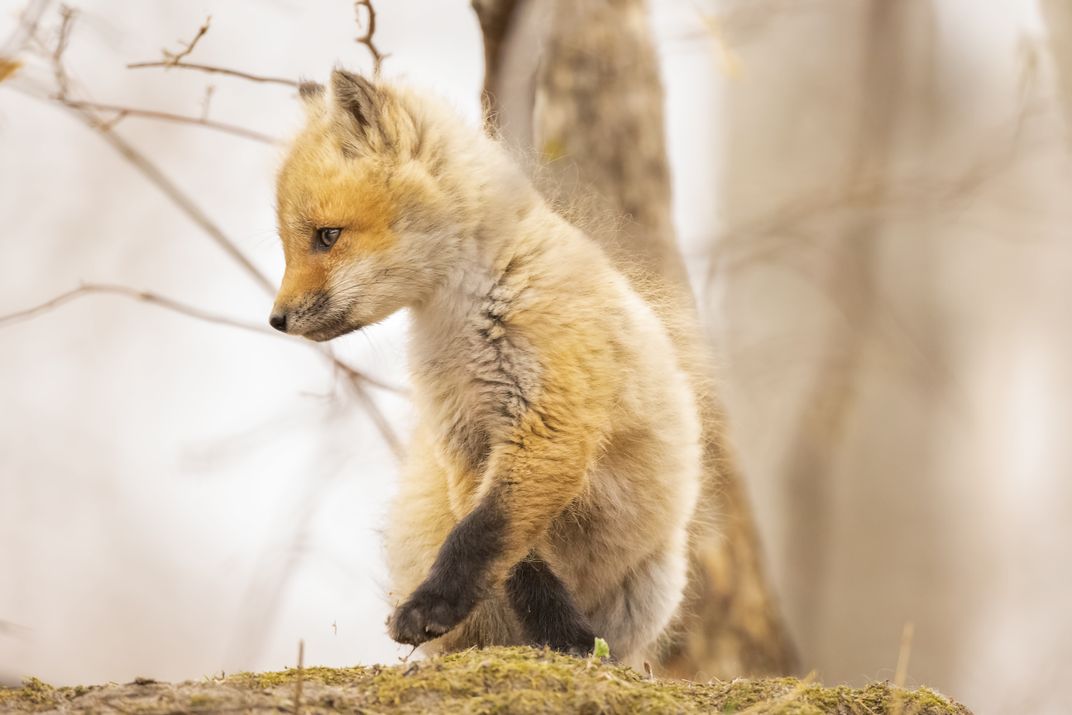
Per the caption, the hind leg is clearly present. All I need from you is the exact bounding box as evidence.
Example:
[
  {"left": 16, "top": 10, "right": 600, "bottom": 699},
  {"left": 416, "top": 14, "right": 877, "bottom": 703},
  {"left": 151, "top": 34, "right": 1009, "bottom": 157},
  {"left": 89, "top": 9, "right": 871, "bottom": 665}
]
[
  {"left": 584, "top": 535, "right": 692, "bottom": 668},
  {"left": 433, "top": 594, "right": 522, "bottom": 652},
  {"left": 506, "top": 553, "right": 596, "bottom": 655}
]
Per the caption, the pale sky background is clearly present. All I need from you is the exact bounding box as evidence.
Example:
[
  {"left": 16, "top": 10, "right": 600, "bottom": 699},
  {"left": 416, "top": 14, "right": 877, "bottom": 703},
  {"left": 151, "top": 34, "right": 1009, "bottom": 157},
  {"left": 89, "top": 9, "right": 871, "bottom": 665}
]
[{"left": 1, "top": 2, "right": 1070, "bottom": 714}]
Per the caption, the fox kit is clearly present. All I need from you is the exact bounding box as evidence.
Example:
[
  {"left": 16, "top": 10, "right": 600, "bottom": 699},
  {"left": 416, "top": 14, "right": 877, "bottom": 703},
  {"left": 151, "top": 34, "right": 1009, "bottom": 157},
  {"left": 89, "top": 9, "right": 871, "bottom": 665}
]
[{"left": 270, "top": 70, "right": 702, "bottom": 665}]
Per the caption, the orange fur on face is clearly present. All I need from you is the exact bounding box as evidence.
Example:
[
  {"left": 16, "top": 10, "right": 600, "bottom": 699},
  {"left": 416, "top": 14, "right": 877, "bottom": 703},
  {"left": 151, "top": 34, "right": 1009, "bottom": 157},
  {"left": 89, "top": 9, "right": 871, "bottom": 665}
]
[
  {"left": 275, "top": 147, "right": 398, "bottom": 298},
  {"left": 270, "top": 89, "right": 449, "bottom": 340}
]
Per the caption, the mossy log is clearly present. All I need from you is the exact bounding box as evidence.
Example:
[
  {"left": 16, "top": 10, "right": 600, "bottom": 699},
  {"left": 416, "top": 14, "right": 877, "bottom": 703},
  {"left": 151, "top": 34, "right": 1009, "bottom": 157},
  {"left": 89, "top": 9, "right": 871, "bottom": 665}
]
[{"left": 0, "top": 646, "right": 971, "bottom": 714}]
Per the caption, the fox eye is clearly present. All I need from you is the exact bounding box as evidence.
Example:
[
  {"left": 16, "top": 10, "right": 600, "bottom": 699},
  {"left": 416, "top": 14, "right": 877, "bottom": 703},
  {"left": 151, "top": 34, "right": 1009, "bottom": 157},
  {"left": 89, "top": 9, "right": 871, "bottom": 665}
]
[{"left": 315, "top": 227, "right": 341, "bottom": 250}]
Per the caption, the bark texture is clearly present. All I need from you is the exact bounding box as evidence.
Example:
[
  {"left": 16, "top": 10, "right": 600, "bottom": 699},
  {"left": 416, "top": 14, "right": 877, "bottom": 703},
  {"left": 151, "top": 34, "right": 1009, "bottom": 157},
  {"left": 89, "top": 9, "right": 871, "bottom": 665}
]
[
  {"left": 473, "top": 0, "right": 797, "bottom": 679},
  {"left": 1041, "top": 0, "right": 1072, "bottom": 143}
]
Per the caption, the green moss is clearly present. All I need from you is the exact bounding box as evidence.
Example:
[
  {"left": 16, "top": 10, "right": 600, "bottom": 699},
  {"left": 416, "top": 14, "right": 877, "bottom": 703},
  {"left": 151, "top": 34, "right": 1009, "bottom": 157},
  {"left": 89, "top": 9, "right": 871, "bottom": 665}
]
[
  {"left": 0, "top": 646, "right": 972, "bottom": 714},
  {"left": 0, "top": 678, "right": 54, "bottom": 708}
]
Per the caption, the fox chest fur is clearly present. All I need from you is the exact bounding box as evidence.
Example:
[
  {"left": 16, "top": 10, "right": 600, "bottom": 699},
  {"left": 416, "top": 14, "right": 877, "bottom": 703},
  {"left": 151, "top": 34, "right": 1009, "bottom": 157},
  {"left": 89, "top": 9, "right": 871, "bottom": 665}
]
[{"left": 409, "top": 257, "right": 545, "bottom": 517}]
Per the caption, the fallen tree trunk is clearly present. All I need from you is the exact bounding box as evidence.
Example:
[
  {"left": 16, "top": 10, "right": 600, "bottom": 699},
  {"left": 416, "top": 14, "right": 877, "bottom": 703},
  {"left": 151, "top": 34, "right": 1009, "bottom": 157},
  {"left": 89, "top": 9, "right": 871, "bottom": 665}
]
[{"left": 0, "top": 646, "right": 972, "bottom": 714}]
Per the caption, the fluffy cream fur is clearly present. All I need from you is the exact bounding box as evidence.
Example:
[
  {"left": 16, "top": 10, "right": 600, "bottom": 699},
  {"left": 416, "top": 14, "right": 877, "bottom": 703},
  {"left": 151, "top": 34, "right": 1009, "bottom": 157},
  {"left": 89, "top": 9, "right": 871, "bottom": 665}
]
[{"left": 272, "top": 70, "right": 703, "bottom": 666}]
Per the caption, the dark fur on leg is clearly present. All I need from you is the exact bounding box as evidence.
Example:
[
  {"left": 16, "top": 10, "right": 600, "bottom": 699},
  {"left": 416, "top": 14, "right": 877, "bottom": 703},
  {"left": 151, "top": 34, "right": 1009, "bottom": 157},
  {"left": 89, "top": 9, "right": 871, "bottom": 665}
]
[
  {"left": 388, "top": 498, "right": 506, "bottom": 646},
  {"left": 506, "top": 554, "right": 596, "bottom": 655}
]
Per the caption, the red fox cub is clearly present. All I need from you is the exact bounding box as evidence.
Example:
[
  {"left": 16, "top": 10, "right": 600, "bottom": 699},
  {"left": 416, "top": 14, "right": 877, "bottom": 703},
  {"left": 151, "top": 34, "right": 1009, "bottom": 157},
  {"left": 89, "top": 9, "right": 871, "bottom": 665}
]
[{"left": 270, "top": 70, "right": 702, "bottom": 665}]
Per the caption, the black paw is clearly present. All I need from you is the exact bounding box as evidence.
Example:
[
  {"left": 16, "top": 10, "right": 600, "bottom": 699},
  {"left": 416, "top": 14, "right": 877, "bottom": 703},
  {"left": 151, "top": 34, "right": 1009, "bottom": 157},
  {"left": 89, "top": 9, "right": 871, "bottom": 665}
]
[
  {"left": 387, "top": 586, "right": 475, "bottom": 646},
  {"left": 506, "top": 555, "right": 599, "bottom": 657},
  {"left": 542, "top": 619, "right": 598, "bottom": 657}
]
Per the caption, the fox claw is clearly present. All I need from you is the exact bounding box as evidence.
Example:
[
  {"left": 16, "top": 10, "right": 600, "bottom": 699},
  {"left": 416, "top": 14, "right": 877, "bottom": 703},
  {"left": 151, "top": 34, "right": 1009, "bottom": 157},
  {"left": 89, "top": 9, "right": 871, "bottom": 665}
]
[{"left": 387, "top": 587, "right": 473, "bottom": 646}]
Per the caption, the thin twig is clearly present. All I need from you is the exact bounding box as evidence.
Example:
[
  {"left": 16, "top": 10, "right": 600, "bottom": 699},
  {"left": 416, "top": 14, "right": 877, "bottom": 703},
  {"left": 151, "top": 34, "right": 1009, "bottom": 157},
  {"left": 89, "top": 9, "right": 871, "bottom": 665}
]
[
  {"left": 354, "top": 0, "right": 387, "bottom": 74},
  {"left": 163, "top": 15, "right": 210, "bottom": 66},
  {"left": 51, "top": 4, "right": 74, "bottom": 96},
  {"left": 91, "top": 112, "right": 276, "bottom": 292},
  {"left": 0, "top": 283, "right": 407, "bottom": 396},
  {"left": 126, "top": 59, "right": 299, "bottom": 87},
  {"left": 18, "top": 5, "right": 406, "bottom": 452},
  {"left": 126, "top": 14, "right": 298, "bottom": 87},
  {"left": 36, "top": 11, "right": 275, "bottom": 291},
  {"left": 0, "top": 283, "right": 274, "bottom": 335},
  {"left": 1, "top": 0, "right": 52, "bottom": 57},
  {"left": 57, "top": 98, "right": 277, "bottom": 143},
  {"left": 344, "top": 368, "right": 404, "bottom": 456}
]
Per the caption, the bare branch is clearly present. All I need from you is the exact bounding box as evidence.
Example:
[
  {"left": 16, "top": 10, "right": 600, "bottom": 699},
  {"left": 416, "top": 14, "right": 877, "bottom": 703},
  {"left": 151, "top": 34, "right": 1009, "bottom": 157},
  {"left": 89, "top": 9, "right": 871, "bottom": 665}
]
[
  {"left": 51, "top": 3, "right": 74, "bottom": 97},
  {"left": 162, "top": 15, "right": 210, "bottom": 66},
  {"left": 27, "top": 13, "right": 273, "bottom": 290},
  {"left": 0, "top": 283, "right": 407, "bottom": 398},
  {"left": 0, "top": 283, "right": 274, "bottom": 335},
  {"left": 337, "top": 360, "right": 405, "bottom": 456},
  {"left": 89, "top": 110, "right": 275, "bottom": 292},
  {"left": 1, "top": 0, "right": 52, "bottom": 57},
  {"left": 126, "top": 13, "right": 298, "bottom": 87},
  {"left": 14, "top": 6, "right": 407, "bottom": 451},
  {"left": 354, "top": 0, "right": 387, "bottom": 75},
  {"left": 126, "top": 59, "right": 299, "bottom": 87},
  {"left": 324, "top": 351, "right": 407, "bottom": 398},
  {"left": 58, "top": 98, "right": 278, "bottom": 144}
]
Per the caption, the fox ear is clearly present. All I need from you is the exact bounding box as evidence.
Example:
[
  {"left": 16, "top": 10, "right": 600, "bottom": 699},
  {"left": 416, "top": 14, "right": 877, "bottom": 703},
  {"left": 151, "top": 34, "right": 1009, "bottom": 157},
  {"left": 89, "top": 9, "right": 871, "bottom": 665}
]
[
  {"left": 298, "top": 80, "right": 325, "bottom": 103},
  {"left": 331, "top": 68, "right": 381, "bottom": 130},
  {"left": 297, "top": 80, "right": 325, "bottom": 118}
]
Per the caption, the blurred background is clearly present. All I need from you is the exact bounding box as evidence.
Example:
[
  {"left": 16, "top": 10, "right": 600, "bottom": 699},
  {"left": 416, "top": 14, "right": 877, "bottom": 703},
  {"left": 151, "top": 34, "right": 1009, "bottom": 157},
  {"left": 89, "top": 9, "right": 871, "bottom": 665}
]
[{"left": 1, "top": 1, "right": 1069, "bottom": 713}]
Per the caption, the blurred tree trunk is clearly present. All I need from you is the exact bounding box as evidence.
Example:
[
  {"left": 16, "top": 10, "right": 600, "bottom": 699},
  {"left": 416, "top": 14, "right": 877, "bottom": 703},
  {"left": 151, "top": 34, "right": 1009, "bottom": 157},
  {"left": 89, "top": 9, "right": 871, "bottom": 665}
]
[
  {"left": 775, "top": 0, "right": 926, "bottom": 654},
  {"left": 473, "top": 0, "right": 797, "bottom": 678},
  {"left": 1041, "top": 0, "right": 1072, "bottom": 143},
  {"left": 712, "top": 0, "right": 942, "bottom": 676}
]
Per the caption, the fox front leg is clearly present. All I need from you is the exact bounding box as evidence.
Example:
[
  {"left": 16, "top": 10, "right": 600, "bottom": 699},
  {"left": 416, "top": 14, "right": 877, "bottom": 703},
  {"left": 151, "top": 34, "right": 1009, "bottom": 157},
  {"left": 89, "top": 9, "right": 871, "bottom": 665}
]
[
  {"left": 388, "top": 408, "right": 597, "bottom": 646},
  {"left": 387, "top": 497, "right": 507, "bottom": 644}
]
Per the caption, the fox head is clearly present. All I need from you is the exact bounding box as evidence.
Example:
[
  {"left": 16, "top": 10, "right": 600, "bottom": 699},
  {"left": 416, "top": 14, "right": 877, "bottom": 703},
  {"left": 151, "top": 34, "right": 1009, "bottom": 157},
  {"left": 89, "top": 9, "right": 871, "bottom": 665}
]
[{"left": 270, "top": 70, "right": 459, "bottom": 341}]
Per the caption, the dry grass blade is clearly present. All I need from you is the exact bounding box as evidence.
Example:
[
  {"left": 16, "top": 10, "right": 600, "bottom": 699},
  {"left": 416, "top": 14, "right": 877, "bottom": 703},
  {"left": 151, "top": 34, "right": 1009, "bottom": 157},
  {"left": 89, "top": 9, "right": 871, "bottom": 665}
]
[
  {"left": 293, "top": 640, "right": 305, "bottom": 715},
  {"left": 891, "top": 622, "right": 916, "bottom": 715},
  {"left": 735, "top": 670, "right": 817, "bottom": 715}
]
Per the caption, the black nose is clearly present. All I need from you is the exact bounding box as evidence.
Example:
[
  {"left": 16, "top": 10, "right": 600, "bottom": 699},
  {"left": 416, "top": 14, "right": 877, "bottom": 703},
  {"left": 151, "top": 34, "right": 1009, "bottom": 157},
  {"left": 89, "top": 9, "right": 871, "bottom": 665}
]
[{"left": 269, "top": 313, "right": 288, "bottom": 332}]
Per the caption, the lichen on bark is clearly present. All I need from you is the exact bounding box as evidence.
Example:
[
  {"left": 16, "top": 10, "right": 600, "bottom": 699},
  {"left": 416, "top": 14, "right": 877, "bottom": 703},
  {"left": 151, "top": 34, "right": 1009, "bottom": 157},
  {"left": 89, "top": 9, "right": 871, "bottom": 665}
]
[{"left": 0, "top": 646, "right": 972, "bottom": 714}]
